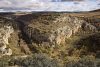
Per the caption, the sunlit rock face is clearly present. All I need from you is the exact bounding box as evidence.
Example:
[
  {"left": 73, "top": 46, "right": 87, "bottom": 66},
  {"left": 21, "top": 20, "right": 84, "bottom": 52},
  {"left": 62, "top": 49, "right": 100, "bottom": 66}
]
[
  {"left": 48, "top": 15, "right": 83, "bottom": 45},
  {"left": 0, "top": 25, "right": 14, "bottom": 56}
]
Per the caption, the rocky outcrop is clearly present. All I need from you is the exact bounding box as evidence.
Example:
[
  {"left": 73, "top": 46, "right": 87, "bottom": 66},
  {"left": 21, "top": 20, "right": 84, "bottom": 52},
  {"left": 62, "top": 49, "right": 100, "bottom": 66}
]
[
  {"left": 0, "top": 25, "right": 14, "bottom": 56},
  {"left": 81, "top": 22, "right": 97, "bottom": 32},
  {"left": 17, "top": 14, "right": 98, "bottom": 46},
  {"left": 47, "top": 16, "right": 82, "bottom": 45}
]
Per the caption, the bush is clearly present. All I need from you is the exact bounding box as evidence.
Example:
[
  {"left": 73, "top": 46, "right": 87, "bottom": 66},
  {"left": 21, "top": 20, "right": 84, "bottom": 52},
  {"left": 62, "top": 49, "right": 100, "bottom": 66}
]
[
  {"left": 10, "top": 53, "right": 60, "bottom": 67},
  {"left": 65, "top": 58, "right": 100, "bottom": 67},
  {"left": 0, "top": 56, "right": 10, "bottom": 67}
]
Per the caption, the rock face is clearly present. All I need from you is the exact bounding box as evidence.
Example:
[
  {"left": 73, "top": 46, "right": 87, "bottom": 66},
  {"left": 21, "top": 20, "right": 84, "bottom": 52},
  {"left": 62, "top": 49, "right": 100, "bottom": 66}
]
[
  {"left": 0, "top": 25, "right": 14, "bottom": 56},
  {"left": 17, "top": 13, "right": 98, "bottom": 45},
  {"left": 82, "top": 23, "right": 97, "bottom": 32},
  {"left": 47, "top": 15, "right": 83, "bottom": 45}
]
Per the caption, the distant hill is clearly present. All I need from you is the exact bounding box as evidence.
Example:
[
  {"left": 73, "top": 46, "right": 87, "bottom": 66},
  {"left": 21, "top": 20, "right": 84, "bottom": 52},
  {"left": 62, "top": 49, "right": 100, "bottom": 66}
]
[{"left": 90, "top": 9, "right": 100, "bottom": 12}]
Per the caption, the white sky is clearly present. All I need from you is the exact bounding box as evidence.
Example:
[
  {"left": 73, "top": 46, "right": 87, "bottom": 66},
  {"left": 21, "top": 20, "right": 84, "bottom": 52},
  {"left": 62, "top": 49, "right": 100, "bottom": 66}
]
[{"left": 0, "top": 0, "right": 100, "bottom": 12}]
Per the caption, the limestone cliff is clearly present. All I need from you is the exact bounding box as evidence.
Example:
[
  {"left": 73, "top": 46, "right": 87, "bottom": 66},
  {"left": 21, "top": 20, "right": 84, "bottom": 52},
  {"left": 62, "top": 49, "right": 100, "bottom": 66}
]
[{"left": 0, "top": 25, "right": 14, "bottom": 56}]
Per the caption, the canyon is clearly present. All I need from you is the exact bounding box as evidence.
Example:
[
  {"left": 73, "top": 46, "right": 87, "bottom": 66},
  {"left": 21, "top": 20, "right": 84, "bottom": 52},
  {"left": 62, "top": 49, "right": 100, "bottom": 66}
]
[{"left": 0, "top": 11, "right": 99, "bottom": 67}]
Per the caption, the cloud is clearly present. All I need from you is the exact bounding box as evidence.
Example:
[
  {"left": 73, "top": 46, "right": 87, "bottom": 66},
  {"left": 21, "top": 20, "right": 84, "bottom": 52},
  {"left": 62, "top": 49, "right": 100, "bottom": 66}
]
[{"left": 0, "top": 0, "right": 100, "bottom": 12}]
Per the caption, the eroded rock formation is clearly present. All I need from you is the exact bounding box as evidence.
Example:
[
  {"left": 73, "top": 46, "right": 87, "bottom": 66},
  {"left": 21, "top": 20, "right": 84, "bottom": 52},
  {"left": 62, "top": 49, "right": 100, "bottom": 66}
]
[
  {"left": 16, "top": 14, "right": 98, "bottom": 46},
  {"left": 0, "top": 25, "right": 13, "bottom": 56}
]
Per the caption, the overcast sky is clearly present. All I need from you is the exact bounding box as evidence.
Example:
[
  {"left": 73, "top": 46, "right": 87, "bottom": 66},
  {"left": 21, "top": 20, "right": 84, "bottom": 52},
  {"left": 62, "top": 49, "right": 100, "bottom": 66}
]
[{"left": 0, "top": 0, "right": 100, "bottom": 12}]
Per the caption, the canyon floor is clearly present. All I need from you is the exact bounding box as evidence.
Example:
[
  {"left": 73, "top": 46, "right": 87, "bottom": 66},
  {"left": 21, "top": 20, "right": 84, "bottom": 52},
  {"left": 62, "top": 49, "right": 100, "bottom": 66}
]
[{"left": 0, "top": 11, "right": 100, "bottom": 67}]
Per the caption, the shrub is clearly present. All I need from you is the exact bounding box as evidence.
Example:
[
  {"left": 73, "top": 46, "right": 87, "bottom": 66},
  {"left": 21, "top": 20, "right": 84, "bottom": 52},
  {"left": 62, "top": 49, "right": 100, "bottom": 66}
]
[
  {"left": 10, "top": 53, "right": 60, "bottom": 67},
  {"left": 65, "top": 58, "right": 100, "bottom": 67},
  {"left": 0, "top": 56, "right": 10, "bottom": 67}
]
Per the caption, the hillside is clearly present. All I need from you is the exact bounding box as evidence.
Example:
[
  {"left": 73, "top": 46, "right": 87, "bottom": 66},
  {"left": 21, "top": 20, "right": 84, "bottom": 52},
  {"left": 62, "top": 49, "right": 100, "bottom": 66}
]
[{"left": 0, "top": 11, "right": 100, "bottom": 67}]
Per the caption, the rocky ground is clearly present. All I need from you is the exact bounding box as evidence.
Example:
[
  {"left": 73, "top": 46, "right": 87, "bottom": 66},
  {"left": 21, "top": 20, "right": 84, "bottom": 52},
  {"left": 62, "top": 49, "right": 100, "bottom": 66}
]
[{"left": 0, "top": 11, "right": 100, "bottom": 67}]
